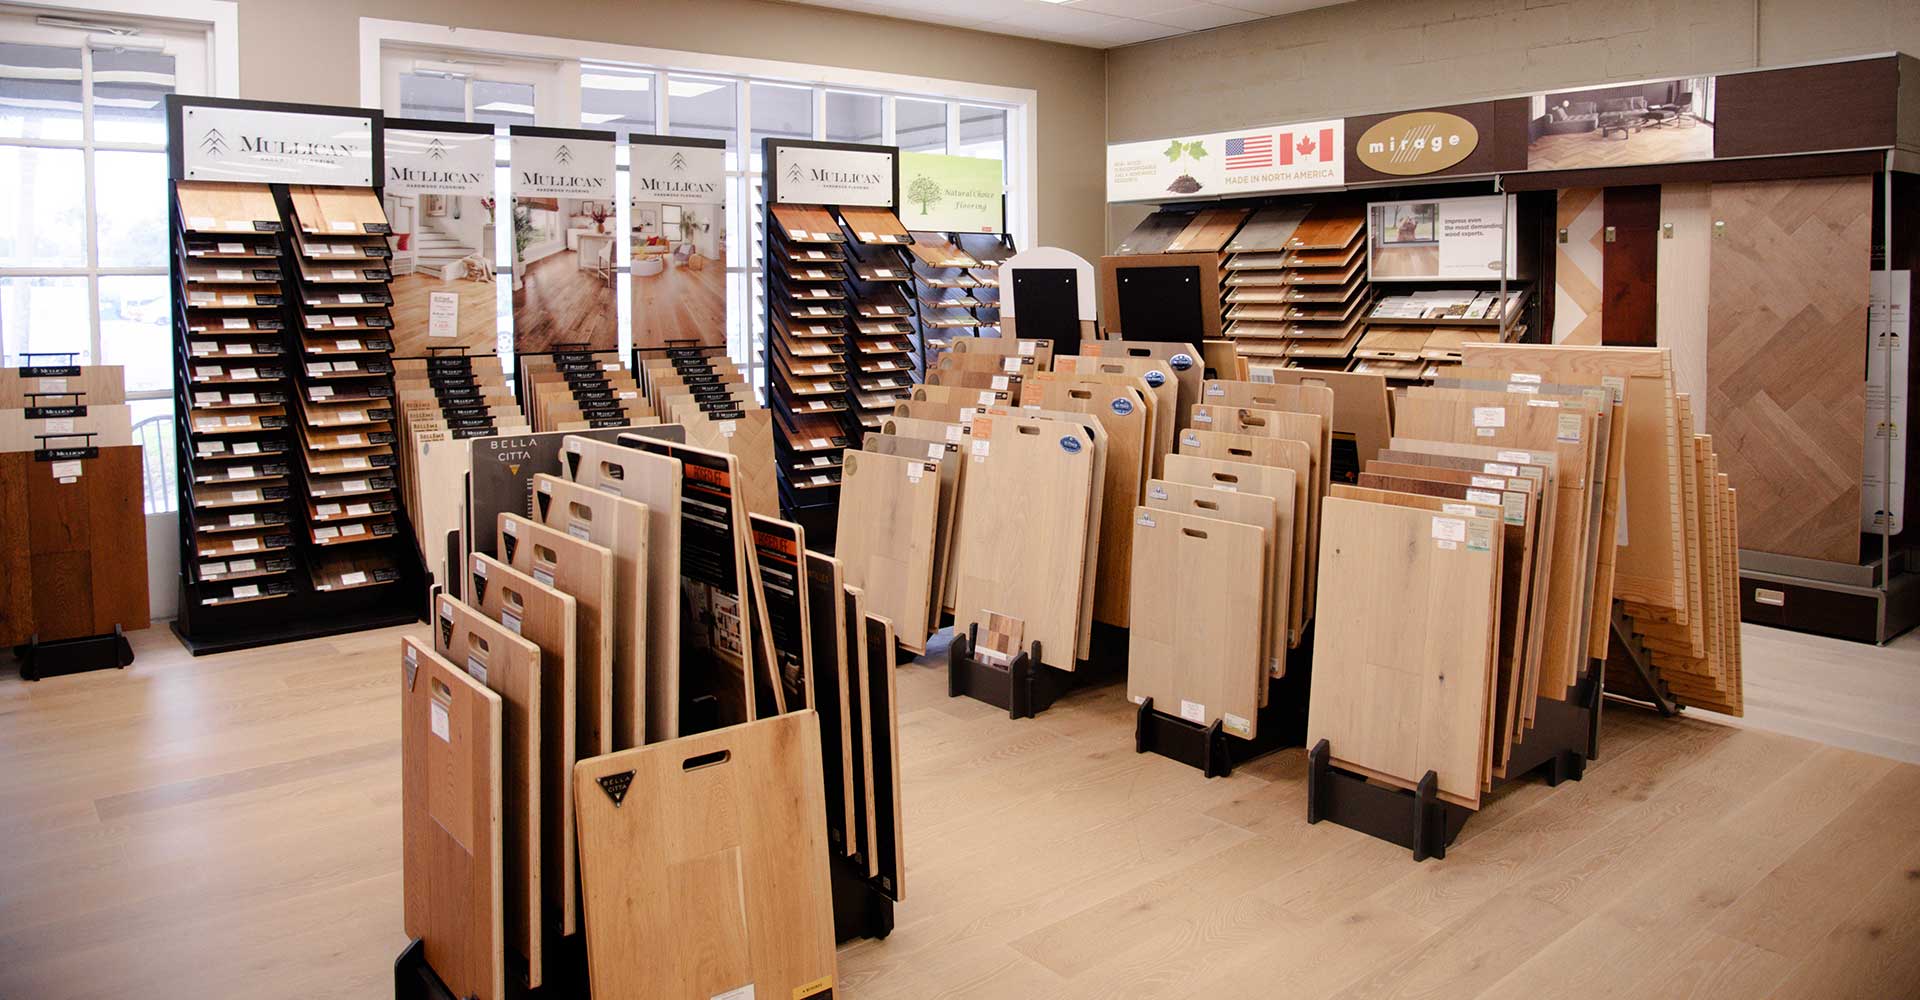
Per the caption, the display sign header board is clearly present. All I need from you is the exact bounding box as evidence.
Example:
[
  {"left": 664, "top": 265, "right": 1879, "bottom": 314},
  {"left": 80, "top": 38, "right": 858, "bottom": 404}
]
[
  {"left": 384, "top": 126, "right": 493, "bottom": 198},
  {"left": 510, "top": 132, "right": 615, "bottom": 198},
  {"left": 1106, "top": 118, "right": 1343, "bottom": 204},
  {"left": 631, "top": 141, "right": 725, "bottom": 206},
  {"left": 898, "top": 152, "right": 1003, "bottom": 233},
  {"left": 1354, "top": 112, "right": 1479, "bottom": 176},
  {"left": 774, "top": 146, "right": 894, "bottom": 207},
  {"left": 181, "top": 105, "right": 374, "bottom": 186}
]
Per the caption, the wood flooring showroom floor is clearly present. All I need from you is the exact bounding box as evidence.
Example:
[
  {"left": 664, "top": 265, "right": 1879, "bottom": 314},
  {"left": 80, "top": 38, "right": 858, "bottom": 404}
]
[{"left": 3, "top": 621, "right": 1916, "bottom": 1000}]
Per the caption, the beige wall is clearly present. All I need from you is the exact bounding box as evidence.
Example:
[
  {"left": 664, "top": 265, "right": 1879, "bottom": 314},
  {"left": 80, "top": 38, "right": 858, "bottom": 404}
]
[
  {"left": 221, "top": 0, "right": 1109, "bottom": 261},
  {"left": 1105, "top": 0, "right": 1920, "bottom": 246}
]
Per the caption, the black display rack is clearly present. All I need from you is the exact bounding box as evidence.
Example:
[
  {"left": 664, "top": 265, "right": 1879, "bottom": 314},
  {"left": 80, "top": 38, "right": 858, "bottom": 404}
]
[
  {"left": 946, "top": 621, "right": 1125, "bottom": 719},
  {"left": 165, "top": 96, "right": 426, "bottom": 655},
  {"left": 1307, "top": 660, "right": 1604, "bottom": 861}
]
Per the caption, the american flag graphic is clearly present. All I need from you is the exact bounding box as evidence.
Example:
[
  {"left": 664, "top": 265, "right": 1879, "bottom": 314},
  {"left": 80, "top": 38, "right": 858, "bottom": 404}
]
[{"left": 1224, "top": 134, "right": 1273, "bottom": 170}]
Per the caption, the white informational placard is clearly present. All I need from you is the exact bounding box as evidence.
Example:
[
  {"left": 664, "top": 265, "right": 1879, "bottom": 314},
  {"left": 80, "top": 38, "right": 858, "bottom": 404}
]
[
  {"left": 1366, "top": 195, "right": 1518, "bottom": 281},
  {"left": 1864, "top": 270, "right": 1909, "bottom": 534},
  {"left": 181, "top": 105, "right": 374, "bottom": 186},
  {"left": 630, "top": 142, "right": 724, "bottom": 205},
  {"left": 384, "top": 128, "right": 494, "bottom": 198},
  {"left": 1106, "top": 119, "right": 1343, "bottom": 204},
  {"left": 428, "top": 291, "right": 460, "bottom": 339},
  {"left": 773, "top": 146, "right": 893, "bottom": 207}
]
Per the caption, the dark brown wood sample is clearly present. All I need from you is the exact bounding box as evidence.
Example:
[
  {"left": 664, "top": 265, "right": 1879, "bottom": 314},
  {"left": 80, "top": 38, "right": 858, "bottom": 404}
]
[
  {"left": 24, "top": 447, "right": 150, "bottom": 642},
  {"left": 1601, "top": 185, "right": 1660, "bottom": 347}
]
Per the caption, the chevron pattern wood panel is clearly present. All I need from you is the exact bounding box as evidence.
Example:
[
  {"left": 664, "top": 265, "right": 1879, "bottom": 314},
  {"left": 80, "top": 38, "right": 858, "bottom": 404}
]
[
  {"left": 1552, "top": 188, "right": 1603, "bottom": 345},
  {"left": 1707, "top": 176, "right": 1870, "bottom": 564}
]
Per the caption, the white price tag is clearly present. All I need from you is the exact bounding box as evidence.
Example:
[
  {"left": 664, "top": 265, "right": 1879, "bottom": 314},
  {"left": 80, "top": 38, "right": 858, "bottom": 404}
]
[
  {"left": 232, "top": 584, "right": 260, "bottom": 599},
  {"left": 232, "top": 537, "right": 261, "bottom": 552},
  {"left": 50, "top": 459, "right": 82, "bottom": 481},
  {"left": 216, "top": 269, "right": 243, "bottom": 281},
  {"left": 222, "top": 318, "right": 250, "bottom": 331},
  {"left": 1179, "top": 700, "right": 1206, "bottom": 724},
  {"left": 1472, "top": 406, "right": 1506, "bottom": 428},
  {"left": 337, "top": 293, "right": 364, "bottom": 304},
  {"left": 342, "top": 456, "right": 371, "bottom": 470},
  {"left": 222, "top": 294, "right": 250, "bottom": 306},
  {"left": 342, "top": 571, "right": 367, "bottom": 586},
  {"left": 231, "top": 369, "right": 257, "bottom": 381},
  {"left": 428, "top": 291, "right": 460, "bottom": 339},
  {"left": 1431, "top": 516, "right": 1467, "bottom": 542}
]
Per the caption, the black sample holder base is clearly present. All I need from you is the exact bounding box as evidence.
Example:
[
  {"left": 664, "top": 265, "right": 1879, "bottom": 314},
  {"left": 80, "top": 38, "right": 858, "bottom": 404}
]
[
  {"left": 1133, "top": 630, "right": 1314, "bottom": 778},
  {"left": 1307, "top": 662, "right": 1603, "bottom": 861},
  {"left": 12, "top": 626, "right": 135, "bottom": 681},
  {"left": 947, "top": 621, "right": 1124, "bottom": 719},
  {"left": 831, "top": 852, "right": 895, "bottom": 943},
  {"left": 393, "top": 930, "right": 586, "bottom": 1000}
]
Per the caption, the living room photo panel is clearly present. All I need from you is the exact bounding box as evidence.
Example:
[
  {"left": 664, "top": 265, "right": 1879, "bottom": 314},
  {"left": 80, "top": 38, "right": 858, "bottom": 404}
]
[
  {"left": 508, "top": 128, "right": 618, "bottom": 353},
  {"left": 629, "top": 136, "right": 728, "bottom": 351},
  {"left": 382, "top": 122, "right": 500, "bottom": 359},
  {"left": 1526, "top": 76, "right": 1715, "bottom": 171}
]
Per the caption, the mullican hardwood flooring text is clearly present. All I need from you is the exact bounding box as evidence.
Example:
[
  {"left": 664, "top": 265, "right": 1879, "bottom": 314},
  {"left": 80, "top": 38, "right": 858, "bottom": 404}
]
[{"left": 1, "top": 624, "right": 1916, "bottom": 1000}]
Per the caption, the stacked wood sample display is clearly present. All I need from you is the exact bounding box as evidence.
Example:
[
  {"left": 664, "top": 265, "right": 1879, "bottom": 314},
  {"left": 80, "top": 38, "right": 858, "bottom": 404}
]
[
  {"left": 282, "top": 185, "right": 410, "bottom": 595},
  {"left": 174, "top": 182, "right": 302, "bottom": 607},
  {"left": 1352, "top": 287, "right": 1531, "bottom": 382},
  {"left": 766, "top": 205, "right": 854, "bottom": 508},
  {"left": 838, "top": 210, "right": 918, "bottom": 433},
  {"left": 0, "top": 363, "right": 149, "bottom": 647},
  {"left": 394, "top": 352, "right": 531, "bottom": 585},
  {"left": 1099, "top": 207, "right": 1245, "bottom": 344},
  {"left": 911, "top": 232, "right": 1013, "bottom": 359},
  {"left": 518, "top": 351, "right": 653, "bottom": 431},
  {"left": 1219, "top": 201, "right": 1368, "bottom": 370}
]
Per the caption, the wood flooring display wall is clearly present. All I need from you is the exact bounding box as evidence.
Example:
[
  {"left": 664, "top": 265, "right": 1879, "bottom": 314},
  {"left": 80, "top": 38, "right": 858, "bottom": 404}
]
[
  {"left": 911, "top": 231, "right": 1011, "bottom": 364},
  {"left": 1216, "top": 201, "right": 1370, "bottom": 370},
  {"left": 167, "top": 97, "right": 425, "bottom": 651},
  {"left": 508, "top": 128, "right": 617, "bottom": 356}
]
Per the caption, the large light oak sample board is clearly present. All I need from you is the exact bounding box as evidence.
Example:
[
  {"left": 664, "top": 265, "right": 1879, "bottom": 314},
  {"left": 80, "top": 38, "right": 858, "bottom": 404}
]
[
  {"left": 1174, "top": 429, "right": 1311, "bottom": 642},
  {"left": 1022, "top": 375, "right": 1150, "bottom": 627},
  {"left": 574, "top": 712, "right": 838, "bottom": 1000},
  {"left": 1309, "top": 497, "right": 1502, "bottom": 808},
  {"left": 467, "top": 553, "right": 580, "bottom": 937},
  {"left": 949, "top": 414, "right": 1097, "bottom": 668},
  {"left": 1706, "top": 176, "right": 1870, "bottom": 563},
  {"left": 863, "top": 431, "right": 961, "bottom": 633},
  {"left": 400, "top": 637, "right": 505, "bottom": 1000},
  {"left": 433, "top": 594, "right": 544, "bottom": 986},
  {"left": 1143, "top": 480, "right": 1286, "bottom": 689},
  {"left": 1128, "top": 506, "right": 1266, "bottom": 738},
  {"left": 834, "top": 450, "right": 940, "bottom": 654},
  {"left": 548, "top": 439, "right": 677, "bottom": 743},
  {"left": 498, "top": 514, "right": 614, "bottom": 757}
]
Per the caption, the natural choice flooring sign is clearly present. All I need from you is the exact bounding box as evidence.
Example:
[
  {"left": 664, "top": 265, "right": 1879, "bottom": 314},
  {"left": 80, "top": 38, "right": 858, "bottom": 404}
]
[
  {"left": 509, "top": 129, "right": 618, "bottom": 354},
  {"left": 898, "top": 152, "right": 1003, "bottom": 234},
  {"left": 1106, "top": 118, "right": 1342, "bottom": 204},
  {"left": 384, "top": 125, "right": 499, "bottom": 358}
]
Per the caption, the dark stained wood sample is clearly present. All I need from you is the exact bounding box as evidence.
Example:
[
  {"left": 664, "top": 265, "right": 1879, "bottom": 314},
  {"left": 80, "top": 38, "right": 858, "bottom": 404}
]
[
  {"left": 0, "top": 454, "right": 32, "bottom": 646},
  {"left": 1601, "top": 185, "right": 1661, "bottom": 347}
]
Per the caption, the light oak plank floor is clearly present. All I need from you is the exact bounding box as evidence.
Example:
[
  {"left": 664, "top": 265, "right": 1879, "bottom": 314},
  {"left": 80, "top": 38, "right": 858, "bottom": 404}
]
[{"left": 1, "top": 622, "right": 1915, "bottom": 1000}]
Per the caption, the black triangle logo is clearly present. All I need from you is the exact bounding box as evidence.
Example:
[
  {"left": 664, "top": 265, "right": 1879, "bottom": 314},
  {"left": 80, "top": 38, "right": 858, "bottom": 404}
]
[
  {"left": 427, "top": 138, "right": 447, "bottom": 160},
  {"left": 785, "top": 163, "right": 802, "bottom": 182},
  {"left": 403, "top": 647, "right": 419, "bottom": 691},
  {"left": 669, "top": 151, "right": 686, "bottom": 171},
  {"left": 200, "top": 128, "right": 228, "bottom": 157},
  {"left": 598, "top": 770, "right": 635, "bottom": 806},
  {"left": 556, "top": 144, "right": 574, "bottom": 164},
  {"left": 501, "top": 530, "right": 519, "bottom": 563},
  {"left": 437, "top": 603, "right": 454, "bottom": 648}
]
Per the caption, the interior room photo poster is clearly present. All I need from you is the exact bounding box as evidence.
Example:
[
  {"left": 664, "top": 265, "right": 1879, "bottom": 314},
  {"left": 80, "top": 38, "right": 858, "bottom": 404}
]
[
  {"left": 629, "top": 139, "right": 727, "bottom": 350},
  {"left": 509, "top": 129, "right": 617, "bottom": 354},
  {"left": 383, "top": 124, "right": 499, "bottom": 359},
  {"left": 1527, "top": 76, "right": 1716, "bottom": 171},
  {"left": 1367, "top": 195, "right": 1517, "bottom": 281}
]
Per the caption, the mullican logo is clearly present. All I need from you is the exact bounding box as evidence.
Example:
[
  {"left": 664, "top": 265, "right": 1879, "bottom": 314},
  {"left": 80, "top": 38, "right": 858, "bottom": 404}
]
[
  {"left": 199, "top": 128, "right": 229, "bottom": 158},
  {"left": 556, "top": 144, "right": 574, "bottom": 164},
  {"left": 426, "top": 138, "right": 447, "bottom": 160},
  {"left": 785, "top": 162, "right": 804, "bottom": 183},
  {"left": 669, "top": 151, "right": 687, "bottom": 171}
]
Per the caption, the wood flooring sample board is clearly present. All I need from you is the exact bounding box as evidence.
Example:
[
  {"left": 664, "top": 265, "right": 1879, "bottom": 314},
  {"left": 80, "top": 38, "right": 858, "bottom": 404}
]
[
  {"left": 574, "top": 712, "right": 837, "bottom": 1000},
  {"left": 1128, "top": 506, "right": 1266, "bottom": 738},
  {"left": 498, "top": 514, "right": 614, "bottom": 758},
  {"left": 834, "top": 450, "right": 940, "bottom": 654},
  {"left": 401, "top": 637, "right": 505, "bottom": 1000},
  {"left": 1143, "top": 480, "right": 1286, "bottom": 685},
  {"left": 1309, "top": 497, "right": 1501, "bottom": 809}
]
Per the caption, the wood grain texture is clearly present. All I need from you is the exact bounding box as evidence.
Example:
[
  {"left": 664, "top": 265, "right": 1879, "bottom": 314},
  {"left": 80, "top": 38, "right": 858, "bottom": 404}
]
[
  {"left": 1309, "top": 496, "right": 1501, "bottom": 808},
  {"left": 1707, "top": 176, "right": 1870, "bottom": 563},
  {"left": 1142, "top": 480, "right": 1284, "bottom": 684},
  {"left": 400, "top": 637, "right": 504, "bottom": 1000},
  {"left": 0, "top": 453, "right": 31, "bottom": 646},
  {"left": 1019, "top": 377, "right": 1149, "bottom": 628},
  {"left": 497, "top": 515, "right": 614, "bottom": 758},
  {"left": 1602, "top": 185, "right": 1660, "bottom": 347},
  {"left": 1657, "top": 183, "right": 1711, "bottom": 428},
  {"left": 862, "top": 612, "right": 905, "bottom": 902},
  {"left": 803, "top": 552, "right": 857, "bottom": 855},
  {"left": 467, "top": 553, "right": 579, "bottom": 937},
  {"left": 834, "top": 451, "right": 940, "bottom": 655},
  {"left": 1161, "top": 454, "right": 1298, "bottom": 671},
  {"left": 843, "top": 585, "right": 877, "bottom": 874},
  {"left": 572, "top": 712, "right": 837, "bottom": 1000},
  {"left": 1127, "top": 506, "right": 1266, "bottom": 737},
  {"left": 1174, "top": 429, "right": 1310, "bottom": 643},
  {"left": 433, "top": 593, "right": 544, "bottom": 986},
  {"left": 862, "top": 434, "right": 960, "bottom": 633},
  {"left": 1552, "top": 187, "right": 1604, "bottom": 346}
]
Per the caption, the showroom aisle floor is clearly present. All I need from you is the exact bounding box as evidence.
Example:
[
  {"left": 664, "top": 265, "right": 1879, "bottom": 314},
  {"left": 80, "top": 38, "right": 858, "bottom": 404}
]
[{"left": 1, "top": 622, "right": 1916, "bottom": 1000}]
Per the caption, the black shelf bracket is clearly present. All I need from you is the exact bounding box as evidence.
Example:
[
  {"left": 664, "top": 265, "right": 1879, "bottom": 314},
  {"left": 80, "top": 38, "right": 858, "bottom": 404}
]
[
  {"left": 13, "top": 625, "right": 134, "bottom": 681},
  {"left": 1604, "top": 603, "right": 1680, "bottom": 717}
]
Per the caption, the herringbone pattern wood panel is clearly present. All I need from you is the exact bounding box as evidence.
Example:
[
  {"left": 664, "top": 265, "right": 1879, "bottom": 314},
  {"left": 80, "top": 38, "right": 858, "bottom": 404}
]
[{"left": 1706, "top": 177, "right": 1870, "bottom": 564}]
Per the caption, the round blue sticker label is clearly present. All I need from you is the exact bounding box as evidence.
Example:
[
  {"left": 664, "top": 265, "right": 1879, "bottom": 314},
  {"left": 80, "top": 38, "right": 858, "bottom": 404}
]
[
  {"left": 1110, "top": 396, "right": 1135, "bottom": 416},
  {"left": 1169, "top": 353, "right": 1195, "bottom": 371},
  {"left": 1144, "top": 369, "right": 1168, "bottom": 388},
  {"left": 1059, "top": 435, "right": 1083, "bottom": 454}
]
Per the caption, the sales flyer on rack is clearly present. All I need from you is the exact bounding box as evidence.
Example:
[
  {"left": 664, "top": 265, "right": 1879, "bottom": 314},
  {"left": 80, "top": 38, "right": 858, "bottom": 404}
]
[
  {"left": 1367, "top": 195, "right": 1517, "bottom": 281},
  {"left": 509, "top": 129, "right": 617, "bottom": 353},
  {"left": 630, "top": 138, "right": 728, "bottom": 350},
  {"left": 383, "top": 125, "right": 499, "bottom": 358}
]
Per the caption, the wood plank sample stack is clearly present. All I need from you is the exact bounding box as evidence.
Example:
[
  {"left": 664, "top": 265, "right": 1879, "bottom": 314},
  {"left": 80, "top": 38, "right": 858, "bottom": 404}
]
[
  {"left": 838, "top": 218, "right": 919, "bottom": 433},
  {"left": 174, "top": 182, "right": 302, "bottom": 607},
  {"left": 393, "top": 354, "right": 530, "bottom": 588},
  {"left": 1354, "top": 288, "right": 1529, "bottom": 382},
  {"left": 518, "top": 351, "right": 653, "bottom": 431},
  {"left": 283, "top": 185, "right": 409, "bottom": 595},
  {"left": 909, "top": 232, "right": 986, "bottom": 351},
  {"left": 1219, "top": 201, "right": 1368, "bottom": 370},
  {"left": 767, "top": 204, "right": 856, "bottom": 508}
]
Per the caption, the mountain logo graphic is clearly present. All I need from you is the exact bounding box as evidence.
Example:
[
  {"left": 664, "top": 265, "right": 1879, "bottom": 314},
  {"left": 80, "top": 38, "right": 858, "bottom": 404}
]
[
  {"left": 426, "top": 138, "right": 447, "bottom": 160},
  {"left": 785, "top": 163, "right": 803, "bottom": 183},
  {"left": 669, "top": 151, "right": 687, "bottom": 171},
  {"left": 556, "top": 144, "right": 574, "bottom": 164},
  {"left": 199, "top": 128, "right": 228, "bottom": 158}
]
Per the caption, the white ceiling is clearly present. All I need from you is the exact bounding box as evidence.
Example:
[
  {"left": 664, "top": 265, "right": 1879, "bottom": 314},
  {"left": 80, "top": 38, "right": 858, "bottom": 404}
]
[{"left": 797, "top": 0, "right": 1356, "bottom": 49}]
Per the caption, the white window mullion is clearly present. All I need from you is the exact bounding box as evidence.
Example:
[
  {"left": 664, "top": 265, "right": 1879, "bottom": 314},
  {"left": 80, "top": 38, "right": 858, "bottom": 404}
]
[
  {"left": 945, "top": 100, "right": 961, "bottom": 155},
  {"left": 881, "top": 95, "right": 896, "bottom": 146},
  {"left": 812, "top": 86, "right": 827, "bottom": 141},
  {"left": 80, "top": 41, "right": 101, "bottom": 364}
]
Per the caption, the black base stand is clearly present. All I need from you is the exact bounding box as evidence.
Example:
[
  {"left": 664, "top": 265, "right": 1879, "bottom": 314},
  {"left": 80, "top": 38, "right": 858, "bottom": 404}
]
[
  {"left": 1307, "top": 662, "right": 1603, "bottom": 861},
  {"left": 830, "top": 853, "right": 895, "bottom": 942},
  {"left": 1603, "top": 605, "right": 1680, "bottom": 717},
  {"left": 947, "top": 622, "right": 1122, "bottom": 719},
  {"left": 1133, "top": 629, "right": 1313, "bottom": 777},
  {"left": 14, "top": 626, "right": 134, "bottom": 681}
]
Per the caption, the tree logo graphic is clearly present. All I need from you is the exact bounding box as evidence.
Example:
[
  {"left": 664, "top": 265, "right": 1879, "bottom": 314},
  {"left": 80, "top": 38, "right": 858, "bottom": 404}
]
[
  {"left": 908, "top": 173, "right": 943, "bottom": 214},
  {"left": 426, "top": 138, "right": 447, "bottom": 160},
  {"left": 556, "top": 144, "right": 573, "bottom": 164},
  {"left": 669, "top": 151, "right": 687, "bottom": 171},
  {"left": 199, "top": 128, "right": 228, "bottom": 159}
]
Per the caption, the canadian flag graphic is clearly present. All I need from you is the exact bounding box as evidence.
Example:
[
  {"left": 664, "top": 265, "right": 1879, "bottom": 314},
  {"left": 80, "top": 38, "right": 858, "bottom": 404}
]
[{"left": 1276, "top": 127, "right": 1336, "bottom": 165}]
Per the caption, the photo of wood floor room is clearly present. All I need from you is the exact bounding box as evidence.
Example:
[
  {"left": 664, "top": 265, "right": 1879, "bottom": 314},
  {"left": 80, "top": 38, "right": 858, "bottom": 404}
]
[
  {"left": 383, "top": 192, "right": 498, "bottom": 357},
  {"left": 1367, "top": 201, "right": 1439, "bottom": 278},
  {"left": 1527, "top": 76, "right": 1715, "bottom": 171},
  {"left": 630, "top": 199, "right": 726, "bottom": 348},
  {"left": 511, "top": 195, "right": 617, "bottom": 352}
]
